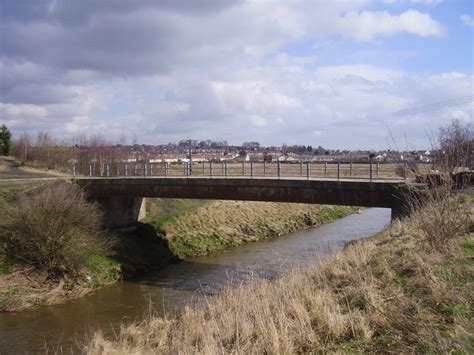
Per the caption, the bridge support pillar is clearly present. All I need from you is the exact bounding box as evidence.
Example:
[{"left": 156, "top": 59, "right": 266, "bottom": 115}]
[{"left": 94, "top": 196, "right": 146, "bottom": 229}]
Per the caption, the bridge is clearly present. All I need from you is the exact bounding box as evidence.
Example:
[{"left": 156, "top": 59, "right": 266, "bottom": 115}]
[{"left": 75, "top": 174, "right": 409, "bottom": 228}]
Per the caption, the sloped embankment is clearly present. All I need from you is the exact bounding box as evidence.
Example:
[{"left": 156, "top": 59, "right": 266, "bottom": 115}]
[{"left": 145, "top": 199, "right": 358, "bottom": 258}]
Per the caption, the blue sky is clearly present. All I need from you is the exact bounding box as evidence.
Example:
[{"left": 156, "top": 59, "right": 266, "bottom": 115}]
[
  {"left": 283, "top": 1, "right": 472, "bottom": 73},
  {"left": 0, "top": 0, "right": 472, "bottom": 149}
]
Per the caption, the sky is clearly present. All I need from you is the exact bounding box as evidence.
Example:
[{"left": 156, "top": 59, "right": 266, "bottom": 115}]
[{"left": 0, "top": 0, "right": 473, "bottom": 150}]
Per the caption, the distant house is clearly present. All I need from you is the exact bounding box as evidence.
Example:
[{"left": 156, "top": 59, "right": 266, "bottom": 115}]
[
  {"left": 374, "top": 154, "right": 386, "bottom": 162},
  {"left": 277, "top": 154, "right": 297, "bottom": 162},
  {"left": 191, "top": 156, "right": 208, "bottom": 163},
  {"left": 233, "top": 153, "right": 250, "bottom": 162}
]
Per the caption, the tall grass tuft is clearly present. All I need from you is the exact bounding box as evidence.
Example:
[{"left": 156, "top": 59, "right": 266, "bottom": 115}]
[{"left": 406, "top": 181, "right": 470, "bottom": 247}]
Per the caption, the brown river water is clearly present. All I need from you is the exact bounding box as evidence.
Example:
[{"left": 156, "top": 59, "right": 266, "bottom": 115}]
[{"left": 0, "top": 208, "right": 391, "bottom": 353}]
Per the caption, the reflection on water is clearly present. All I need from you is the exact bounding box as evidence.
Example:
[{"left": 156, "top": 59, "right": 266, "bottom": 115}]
[{"left": 0, "top": 208, "right": 390, "bottom": 353}]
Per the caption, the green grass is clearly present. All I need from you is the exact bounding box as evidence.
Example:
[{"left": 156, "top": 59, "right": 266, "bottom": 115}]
[
  {"left": 312, "top": 205, "right": 359, "bottom": 223},
  {"left": 146, "top": 198, "right": 209, "bottom": 231},
  {"left": 0, "top": 255, "right": 13, "bottom": 275},
  {"left": 146, "top": 199, "right": 358, "bottom": 258},
  {"left": 170, "top": 234, "right": 222, "bottom": 256},
  {"left": 86, "top": 255, "right": 122, "bottom": 285},
  {"left": 462, "top": 240, "right": 474, "bottom": 255}
]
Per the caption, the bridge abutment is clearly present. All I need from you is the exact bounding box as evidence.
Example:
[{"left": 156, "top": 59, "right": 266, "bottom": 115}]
[
  {"left": 94, "top": 196, "right": 146, "bottom": 228},
  {"left": 391, "top": 197, "right": 410, "bottom": 220}
]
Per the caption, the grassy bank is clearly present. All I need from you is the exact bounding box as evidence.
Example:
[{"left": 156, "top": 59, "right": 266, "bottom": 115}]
[
  {"left": 86, "top": 190, "right": 473, "bottom": 354},
  {"left": 146, "top": 198, "right": 358, "bottom": 258}
]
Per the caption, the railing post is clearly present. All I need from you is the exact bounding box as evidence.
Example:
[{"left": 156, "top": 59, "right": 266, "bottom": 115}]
[
  {"left": 125, "top": 163, "right": 128, "bottom": 177},
  {"left": 242, "top": 161, "right": 245, "bottom": 176},
  {"left": 221, "top": 162, "right": 225, "bottom": 176},
  {"left": 369, "top": 161, "right": 373, "bottom": 181},
  {"left": 202, "top": 161, "right": 205, "bottom": 175},
  {"left": 186, "top": 162, "right": 189, "bottom": 177},
  {"left": 106, "top": 163, "right": 110, "bottom": 177},
  {"left": 376, "top": 162, "right": 379, "bottom": 177},
  {"left": 263, "top": 161, "right": 266, "bottom": 176},
  {"left": 72, "top": 163, "right": 76, "bottom": 177},
  {"left": 324, "top": 162, "right": 327, "bottom": 176},
  {"left": 300, "top": 161, "right": 303, "bottom": 176},
  {"left": 224, "top": 161, "right": 228, "bottom": 178},
  {"left": 89, "top": 164, "right": 92, "bottom": 177},
  {"left": 250, "top": 161, "right": 253, "bottom": 178},
  {"left": 134, "top": 163, "right": 138, "bottom": 176},
  {"left": 350, "top": 162, "right": 353, "bottom": 177},
  {"left": 277, "top": 161, "right": 281, "bottom": 178},
  {"left": 337, "top": 161, "right": 340, "bottom": 180},
  {"left": 209, "top": 162, "right": 213, "bottom": 178},
  {"left": 306, "top": 161, "right": 310, "bottom": 180},
  {"left": 165, "top": 162, "right": 169, "bottom": 177},
  {"left": 144, "top": 162, "right": 147, "bottom": 176}
]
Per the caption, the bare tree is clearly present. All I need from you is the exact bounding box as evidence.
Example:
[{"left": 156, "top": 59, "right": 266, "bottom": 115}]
[
  {"left": 12, "top": 132, "right": 32, "bottom": 161},
  {"left": 438, "top": 119, "right": 473, "bottom": 171}
]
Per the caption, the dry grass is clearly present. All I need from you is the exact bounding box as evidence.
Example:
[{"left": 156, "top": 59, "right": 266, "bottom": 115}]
[
  {"left": 85, "top": 191, "right": 474, "bottom": 354},
  {"left": 408, "top": 185, "right": 471, "bottom": 247}
]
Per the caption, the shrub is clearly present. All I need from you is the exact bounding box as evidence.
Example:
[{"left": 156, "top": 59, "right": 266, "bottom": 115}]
[
  {"left": 0, "top": 182, "right": 113, "bottom": 278},
  {"left": 405, "top": 180, "right": 470, "bottom": 247}
]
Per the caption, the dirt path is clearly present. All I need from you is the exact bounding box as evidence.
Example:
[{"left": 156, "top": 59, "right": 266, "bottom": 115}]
[{"left": 0, "top": 157, "right": 69, "bottom": 188}]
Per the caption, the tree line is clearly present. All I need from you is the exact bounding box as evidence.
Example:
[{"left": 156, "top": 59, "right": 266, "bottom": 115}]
[{"left": 1, "top": 119, "right": 472, "bottom": 173}]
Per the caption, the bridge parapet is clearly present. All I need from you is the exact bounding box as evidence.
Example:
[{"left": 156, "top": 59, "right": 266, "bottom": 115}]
[{"left": 71, "top": 161, "right": 423, "bottom": 182}]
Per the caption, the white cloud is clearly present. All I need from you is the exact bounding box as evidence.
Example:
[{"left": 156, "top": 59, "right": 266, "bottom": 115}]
[
  {"left": 338, "top": 9, "right": 444, "bottom": 41},
  {"left": 315, "top": 64, "right": 402, "bottom": 82},
  {"left": 249, "top": 114, "right": 267, "bottom": 127},
  {"left": 0, "top": 103, "right": 48, "bottom": 118},
  {"left": 460, "top": 14, "right": 474, "bottom": 27}
]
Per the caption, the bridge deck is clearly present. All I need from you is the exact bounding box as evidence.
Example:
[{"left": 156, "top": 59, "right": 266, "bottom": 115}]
[{"left": 76, "top": 176, "right": 405, "bottom": 209}]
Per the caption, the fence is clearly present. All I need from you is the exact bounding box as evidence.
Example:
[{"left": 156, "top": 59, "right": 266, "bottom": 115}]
[{"left": 72, "top": 161, "right": 432, "bottom": 181}]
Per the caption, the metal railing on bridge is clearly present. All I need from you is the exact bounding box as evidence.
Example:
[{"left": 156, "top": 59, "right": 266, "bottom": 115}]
[{"left": 72, "top": 161, "right": 426, "bottom": 182}]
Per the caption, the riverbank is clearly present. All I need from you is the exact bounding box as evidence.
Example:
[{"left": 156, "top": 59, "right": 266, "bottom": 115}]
[
  {"left": 0, "top": 176, "right": 357, "bottom": 312},
  {"left": 86, "top": 190, "right": 473, "bottom": 353},
  {"left": 146, "top": 198, "right": 358, "bottom": 258}
]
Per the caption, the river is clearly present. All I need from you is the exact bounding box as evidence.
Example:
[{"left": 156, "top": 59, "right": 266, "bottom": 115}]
[{"left": 0, "top": 207, "right": 391, "bottom": 353}]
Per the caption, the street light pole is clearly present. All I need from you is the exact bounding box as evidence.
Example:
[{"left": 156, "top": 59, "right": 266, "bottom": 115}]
[{"left": 188, "top": 139, "right": 193, "bottom": 175}]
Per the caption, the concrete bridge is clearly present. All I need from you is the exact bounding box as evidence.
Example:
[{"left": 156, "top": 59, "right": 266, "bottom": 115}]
[{"left": 75, "top": 176, "right": 409, "bottom": 228}]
